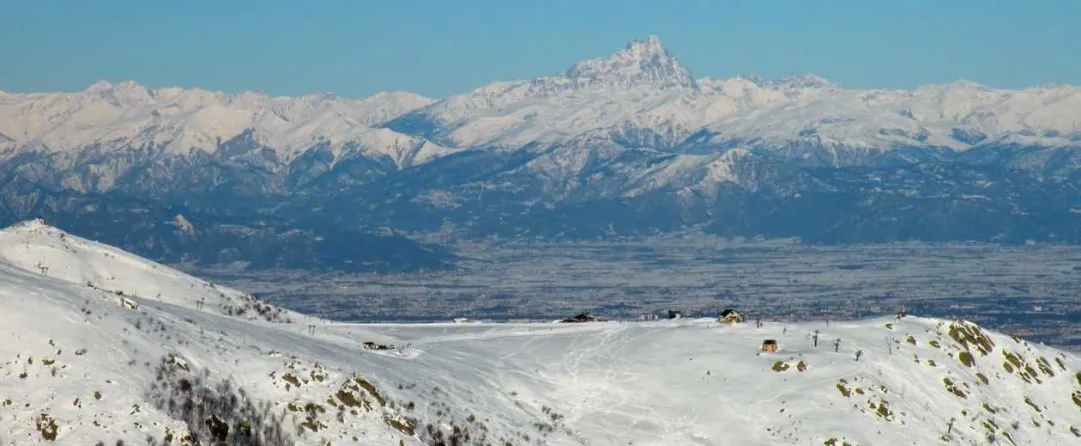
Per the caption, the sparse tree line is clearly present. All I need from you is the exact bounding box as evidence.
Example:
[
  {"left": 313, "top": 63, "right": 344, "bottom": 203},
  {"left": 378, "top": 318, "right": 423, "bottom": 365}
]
[
  {"left": 26, "top": 351, "right": 549, "bottom": 446},
  {"left": 144, "top": 355, "right": 292, "bottom": 446},
  {"left": 139, "top": 354, "right": 481, "bottom": 446}
]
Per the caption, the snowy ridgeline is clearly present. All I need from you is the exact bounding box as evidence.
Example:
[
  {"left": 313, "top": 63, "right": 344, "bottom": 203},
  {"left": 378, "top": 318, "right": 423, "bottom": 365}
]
[
  {"left": 0, "top": 220, "right": 1080, "bottom": 445},
  {"left": 3, "top": 36, "right": 1081, "bottom": 165}
]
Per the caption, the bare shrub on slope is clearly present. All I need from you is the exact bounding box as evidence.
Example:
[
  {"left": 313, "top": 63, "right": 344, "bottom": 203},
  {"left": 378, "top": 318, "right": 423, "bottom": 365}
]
[{"left": 144, "top": 354, "right": 292, "bottom": 446}]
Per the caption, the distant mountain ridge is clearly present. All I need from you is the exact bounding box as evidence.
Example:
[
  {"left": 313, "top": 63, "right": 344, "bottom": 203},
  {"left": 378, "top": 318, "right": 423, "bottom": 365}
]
[
  {"left": 3, "top": 36, "right": 1081, "bottom": 271},
  {"left": 387, "top": 36, "right": 1081, "bottom": 154},
  {"left": 6, "top": 36, "right": 1081, "bottom": 173}
]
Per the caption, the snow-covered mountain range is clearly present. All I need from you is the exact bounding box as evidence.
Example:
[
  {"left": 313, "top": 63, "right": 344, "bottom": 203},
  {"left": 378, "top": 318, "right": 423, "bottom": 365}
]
[
  {"left": 388, "top": 36, "right": 1081, "bottom": 154},
  {"left": 3, "top": 36, "right": 1081, "bottom": 271},
  {"left": 4, "top": 36, "right": 1080, "bottom": 190},
  {"left": 0, "top": 81, "right": 453, "bottom": 168},
  {"left": 4, "top": 36, "right": 1079, "bottom": 170},
  {"left": 1, "top": 220, "right": 1080, "bottom": 445}
]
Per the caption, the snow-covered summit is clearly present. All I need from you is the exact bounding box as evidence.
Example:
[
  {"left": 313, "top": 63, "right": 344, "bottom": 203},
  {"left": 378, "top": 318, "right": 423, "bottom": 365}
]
[
  {"left": 769, "top": 73, "right": 837, "bottom": 90},
  {"left": 387, "top": 36, "right": 1081, "bottom": 152},
  {"left": 563, "top": 35, "right": 697, "bottom": 90},
  {"left": 0, "top": 226, "right": 1080, "bottom": 444}
]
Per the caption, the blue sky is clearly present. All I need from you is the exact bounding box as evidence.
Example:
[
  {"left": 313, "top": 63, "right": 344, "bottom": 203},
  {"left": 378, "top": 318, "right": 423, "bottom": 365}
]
[{"left": 1, "top": 0, "right": 1078, "bottom": 98}]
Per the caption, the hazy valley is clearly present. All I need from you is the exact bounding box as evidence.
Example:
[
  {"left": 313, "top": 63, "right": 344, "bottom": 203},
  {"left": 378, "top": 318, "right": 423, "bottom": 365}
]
[{"left": 191, "top": 236, "right": 1081, "bottom": 351}]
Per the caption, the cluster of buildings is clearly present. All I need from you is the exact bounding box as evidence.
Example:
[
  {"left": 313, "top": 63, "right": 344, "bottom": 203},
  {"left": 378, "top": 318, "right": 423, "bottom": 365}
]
[{"left": 561, "top": 308, "right": 748, "bottom": 324}]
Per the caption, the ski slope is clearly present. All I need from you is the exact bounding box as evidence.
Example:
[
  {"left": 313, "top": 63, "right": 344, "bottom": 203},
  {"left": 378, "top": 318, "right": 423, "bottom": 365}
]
[{"left": 1, "top": 221, "right": 1080, "bottom": 445}]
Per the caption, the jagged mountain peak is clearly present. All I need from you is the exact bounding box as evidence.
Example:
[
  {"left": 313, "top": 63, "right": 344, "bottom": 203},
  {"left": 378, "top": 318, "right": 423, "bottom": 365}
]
[
  {"left": 81, "top": 79, "right": 154, "bottom": 106},
  {"left": 85, "top": 79, "right": 117, "bottom": 92},
  {"left": 84, "top": 79, "right": 148, "bottom": 94},
  {"left": 623, "top": 35, "right": 668, "bottom": 58},
  {"left": 770, "top": 73, "right": 836, "bottom": 89},
  {"left": 563, "top": 35, "right": 696, "bottom": 90}
]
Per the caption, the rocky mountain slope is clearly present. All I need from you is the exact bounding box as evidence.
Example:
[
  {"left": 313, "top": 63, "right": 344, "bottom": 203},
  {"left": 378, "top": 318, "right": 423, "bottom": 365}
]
[
  {"left": 0, "top": 221, "right": 1080, "bottom": 445},
  {"left": 3, "top": 37, "right": 1081, "bottom": 271}
]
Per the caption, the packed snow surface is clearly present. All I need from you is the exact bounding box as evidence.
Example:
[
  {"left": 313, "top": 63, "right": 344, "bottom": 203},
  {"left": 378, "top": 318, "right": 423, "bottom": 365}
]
[{"left": 1, "top": 221, "right": 1081, "bottom": 445}]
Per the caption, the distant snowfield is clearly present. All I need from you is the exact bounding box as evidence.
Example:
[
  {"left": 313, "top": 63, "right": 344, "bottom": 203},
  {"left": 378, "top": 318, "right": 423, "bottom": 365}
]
[{"left": 1, "top": 220, "right": 1080, "bottom": 445}]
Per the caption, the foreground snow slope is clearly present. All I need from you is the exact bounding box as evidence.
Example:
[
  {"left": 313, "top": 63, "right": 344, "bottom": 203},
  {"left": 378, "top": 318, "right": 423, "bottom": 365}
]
[
  {"left": 1, "top": 221, "right": 1080, "bottom": 445},
  {"left": 0, "top": 219, "right": 312, "bottom": 324}
]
